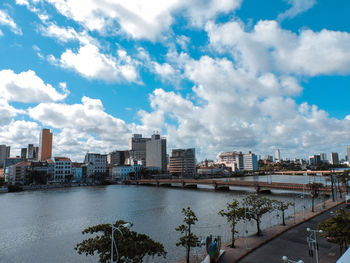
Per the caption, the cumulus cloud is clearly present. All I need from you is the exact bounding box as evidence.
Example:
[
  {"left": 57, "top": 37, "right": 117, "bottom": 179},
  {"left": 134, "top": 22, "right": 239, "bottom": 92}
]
[
  {"left": 0, "top": 99, "right": 25, "bottom": 125},
  {"left": 278, "top": 0, "right": 316, "bottom": 21},
  {"left": 0, "top": 69, "right": 68, "bottom": 103},
  {"left": 0, "top": 9, "right": 22, "bottom": 35},
  {"left": 206, "top": 19, "right": 350, "bottom": 76}
]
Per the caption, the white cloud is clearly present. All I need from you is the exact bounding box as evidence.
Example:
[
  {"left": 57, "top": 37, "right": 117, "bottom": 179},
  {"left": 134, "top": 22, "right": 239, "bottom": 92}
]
[
  {"left": 278, "top": 0, "right": 316, "bottom": 21},
  {"left": 206, "top": 20, "right": 350, "bottom": 76},
  {"left": 21, "top": 0, "right": 241, "bottom": 41},
  {"left": 0, "top": 99, "right": 25, "bottom": 125},
  {"left": 0, "top": 9, "right": 22, "bottom": 35},
  {"left": 0, "top": 69, "right": 68, "bottom": 103}
]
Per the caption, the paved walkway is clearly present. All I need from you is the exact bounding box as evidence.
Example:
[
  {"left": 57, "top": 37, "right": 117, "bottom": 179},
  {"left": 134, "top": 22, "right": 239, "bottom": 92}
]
[{"left": 178, "top": 197, "right": 345, "bottom": 263}]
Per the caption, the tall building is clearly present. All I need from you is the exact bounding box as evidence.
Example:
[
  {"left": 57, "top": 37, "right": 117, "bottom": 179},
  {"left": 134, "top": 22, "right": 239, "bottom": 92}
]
[
  {"left": 330, "top": 152, "right": 339, "bottom": 165},
  {"left": 39, "top": 128, "right": 53, "bottom": 161},
  {"left": 169, "top": 148, "right": 196, "bottom": 177},
  {"left": 0, "top": 145, "right": 10, "bottom": 167},
  {"left": 129, "top": 134, "right": 151, "bottom": 164},
  {"left": 21, "top": 148, "right": 27, "bottom": 161},
  {"left": 309, "top": 155, "right": 321, "bottom": 165},
  {"left": 275, "top": 148, "right": 281, "bottom": 162},
  {"left": 347, "top": 146, "right": 350, "bottom": 162},
  {"left": 243, "top": 152, "right": 258, "bottom": 171},
  {"left": 216, "top": 152, "right": 243, "bottom": 172},
  {"left": 320, "top": 153, "right": 327, "bottom": 162},
  {"left": 146, "top": 133, "right": 167, "bottom": 172},
  {"left": 107, "top": 150, "right": 126, "bottom": 165}
]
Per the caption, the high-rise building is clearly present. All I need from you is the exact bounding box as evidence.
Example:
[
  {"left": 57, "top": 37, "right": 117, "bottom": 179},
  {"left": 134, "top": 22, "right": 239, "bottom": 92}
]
[
  {"left": 275, "top": 148, "right": 281, "bottom": 162},
  {"left": 169, "top": 148, "right": 196, "bottom": 177},
  {"left": 309, "top": 155, "right": 321, "bottom": 165},
  {"left": 216, "top": 152, "right": 243, "bottom": 171},
  {"left": 320, "top": 153, "right": 327, "bottom": 162},
  {"left": 39, "top": 128, "right": 53, "bottom": 161},
  {"left": 129, "top": 134, "right": 151, "bottom": 164},
  {"left": 347, "top": 146, "right": 350, "bottom": 162},
  {"left": 21, "top": 148, "right": 27, "bottom": 161},
  {"left": 243, "top": 152, "right": 258, "bottom": 171},
  {"left": 0, "top": 145, "right": 10, "bottom": 167},
  {"left": 330, "top": 152, "right": 339, "bottom": 165},
  {"left": 146, "top": 133, "right": 167, "bottom": 172},
  {"left": 107, "top": 150, "right": 127, "bottom": 165}
]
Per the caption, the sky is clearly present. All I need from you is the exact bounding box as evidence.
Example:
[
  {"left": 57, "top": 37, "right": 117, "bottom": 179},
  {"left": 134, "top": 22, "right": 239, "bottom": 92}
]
[{"left": 1, "top": 0, "right": 350, "bottom": 162}]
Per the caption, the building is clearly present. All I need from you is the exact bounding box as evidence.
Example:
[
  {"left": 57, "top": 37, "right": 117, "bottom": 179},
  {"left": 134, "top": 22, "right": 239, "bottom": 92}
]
[
  {"left": 72, "top": 162, "right": 83, "bottom": 182},
  {"left": 330, "top": 152, "right": 339, "bottom": 165},
  {"left": 263, "top": 155, "right": 273, "bottom": 163},
  {"left": 309, "top": 155, "right": 321, "bottom": 166},
  {"left": 107, "top": 150, "right": 127, "bottom": 165},
  {"left": 21, "top": 148, "right": 27, "bottom": 161},
  {"left": 39, "top": 128, "right": 53, "bottom": 161},
  {"left": 243, "top": 152, "right": 258, "bottom": 171},
  {"left": 216, "top": 152, "right": 243, "bottom": 172},
  {"left": 146, "top": 133, "right": 167, "bottom": 172},
  {"left": 4, "top": 157, "right": 22, "bottom": 169},
  {"left": 129, "top": 134, "right": 151, "bottom": 164},
  {"left": 275, "top": 148, "right": 281, "bottom": 162},
  {"left": 169, "top": 148, "right": 196, "bottom": 177},
  {"left": 5, "top": 161, "right": 31, "bottom": 185},
  {"left": 26, "top": 144, "right": 39, "bottom": 161},
  {"left": 0, "top": 145, "right": 10, "bottom": 168},
  {"left": 51, "top": 157, "right": 72, "bottom": 183},
  {"left": 84, "top": 153, "right": 107, "bottom": 179},
  {"left": 347, "top": 146, "right": 350, "bottom": 162},
  {"left": 320, "top": 153, "right": 327, "bottom": 162}
]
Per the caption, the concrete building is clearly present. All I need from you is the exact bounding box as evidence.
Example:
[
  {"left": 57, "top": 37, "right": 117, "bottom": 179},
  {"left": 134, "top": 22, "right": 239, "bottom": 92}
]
[
  {"left": 169, "top": 148, "right": 196, "bottom": 177},
  {"left": 309, "top": 155, "right": 321, "bottom": 166},
  {"left": 146, "top": 133, "right": 167, "bottom": 173},
  {"left": 21, "top": 148, "right": 27, "bottom": 161},
  {"left": 275, "top": 148, "right": 281, "bottom": 162},
  {"left": 50, "top": 157, "right": 72, "bottom": 183},
  {"left": 129, "top": 134, "right": 151, "bottom": 164},
  {"left": 243, "top": 152, "right": 258, "bottom": 171},
  {"left": 320, "top": 153, "right": 327, "bottom": 162},
  {"left": 107, "top": 150, "right": 127, "bottom": 165},
  {"left": 5, "top": 161, "right": 30, "bottom": 184},
  {"left": 347, "top": 146, "right": 350, "bottom": 162},
  {"left": 0, "top": 145, "right": 10, "bottom": 168},
  {"left": 26, "top": 144, "right": 39, "bottom": 161},
  {"left": 216, "top": 152, "right": 243, "bottom": 172},
  {"left": 330, "top": 152, "right": 339, "bottom": 165},
  {"left": 72, "top": 162, "right": 83, "bottom": 182},
  {"left": 39, "top": 128, "right": 53, "bottom": 161},
  {"left": 84, "top": 153, "right": 107, "bottom": 179}
]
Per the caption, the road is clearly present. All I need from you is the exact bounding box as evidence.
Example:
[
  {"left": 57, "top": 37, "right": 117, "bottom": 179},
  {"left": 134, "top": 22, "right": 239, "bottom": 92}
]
[{"left": 238, "top": 204, "right": 346, "bottom": 263}]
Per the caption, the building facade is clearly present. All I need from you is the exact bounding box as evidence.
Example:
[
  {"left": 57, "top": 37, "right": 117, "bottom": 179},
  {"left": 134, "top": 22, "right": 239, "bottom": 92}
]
[
  {"left": 169, "top": 148, "right": 196, "bottom": 177},
  {"left": 275, "top": 148, "right": 281, "bottom": 162},
  {"left": 0, "top": 145, "right": 10, "bottom": 168},
  {"left": 39, "top": 128, "right": 53, "bottom": 161},
  {"left": 146, "top": 133, "right": 167, "bottom": 172},
  {"left": 129, "top": 134, "right": 151, "bottom": 164},
  {"left": 107, "top": 150, "right": 127, "bottom": 166},
  {"left": 51, "top": 157, "right": 72, "bottom": 183},
  {"left": 330, "top": 152, "right": 339, "bottom": 165},
  {"left": 243, "top": 152, "right": 258, "bottom": 171},
  {"left": 216, "top": 152, "right": 243, "bottom": 172},
  {"left": 84, "top": 153, "right": 107, "bottom": 179},
  {"left": 5, "top": 161, "right": 30, "bottom": 185},
  {"left": 21, "top": 148, "right": 27, "bottom": 161}
]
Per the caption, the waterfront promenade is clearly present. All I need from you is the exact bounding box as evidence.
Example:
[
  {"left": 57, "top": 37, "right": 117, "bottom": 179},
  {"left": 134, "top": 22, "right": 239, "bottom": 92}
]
[{"left": 178, "top": 197, "right": 345, "bottom": 263}]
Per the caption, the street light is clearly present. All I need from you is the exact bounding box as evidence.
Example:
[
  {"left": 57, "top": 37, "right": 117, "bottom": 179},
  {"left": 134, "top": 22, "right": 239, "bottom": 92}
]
[
  {"left": 111, "top": 222, "right": 131, "bottom": 263},
  {"left": 282, "top": 256, "right": 304, "bottom": 263},
  {"left": 306, "top": 227, "right": 322, "bottom": 263}
]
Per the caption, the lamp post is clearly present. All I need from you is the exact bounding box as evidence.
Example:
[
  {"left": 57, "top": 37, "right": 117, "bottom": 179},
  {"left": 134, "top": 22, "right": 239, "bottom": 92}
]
[
  {"left": 282, "top": 256, "right": 304, "bottom": 263},
  {"left": 111, "top": 222, "right": 131, "bottom": 263},
  {"left": 306, "top": 227, "right": 322, "bottom": 263}
]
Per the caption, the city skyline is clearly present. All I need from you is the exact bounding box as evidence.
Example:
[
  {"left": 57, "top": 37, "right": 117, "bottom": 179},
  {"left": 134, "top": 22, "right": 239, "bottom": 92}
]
[{"left": 1, "top": 0, "right": 350, "bottom": 161}]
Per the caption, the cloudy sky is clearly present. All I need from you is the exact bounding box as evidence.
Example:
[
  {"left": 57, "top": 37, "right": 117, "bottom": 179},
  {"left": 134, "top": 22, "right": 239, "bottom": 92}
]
[{"left": 1, "top": 0, "right": 350, "bottom": 162}]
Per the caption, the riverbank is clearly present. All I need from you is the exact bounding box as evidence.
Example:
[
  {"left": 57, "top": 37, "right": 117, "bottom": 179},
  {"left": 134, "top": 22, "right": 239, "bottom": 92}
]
[{"left": 177, "top": 197, "right": 344, "bottom": 263}]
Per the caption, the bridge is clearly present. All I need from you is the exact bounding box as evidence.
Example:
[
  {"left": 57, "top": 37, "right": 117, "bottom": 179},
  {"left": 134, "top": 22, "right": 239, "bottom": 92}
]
[
  {"left": 125, "top": 178, "right": 342, "bottom": 193},
  {"left": 273, "top": 170, "right": 343, "bottom": 176}
]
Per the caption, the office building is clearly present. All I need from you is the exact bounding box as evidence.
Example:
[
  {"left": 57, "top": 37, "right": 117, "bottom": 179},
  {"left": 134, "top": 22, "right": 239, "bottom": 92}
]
[
  {"left": 146, "top": 133, "right": 167, "bottom": 172},
  {"left": 216, "top": 151, "right": 243, "bottom": 172},
  {"left": 330, "top": 152, "right": 339, "bottom": 165},
  {"left": 320, "top": 153, "right": 327, "bottom": 162},
  {"left": 21, "top": 148, "right": 27, "bottom": 161},
  {"left": 347, "top": 146, "right": 350, "bottom": 162},
  {"left": 0, "top": 145, "right": 10, "bottom": 168},
  {"left": 309, "top": 155, "right": 321, "bottom": 166},
  {"left": 169, "top": 148, "right": 196, "bottom": 177},
  {"left": 39, "top": 128, "right": 53, "bottom": 161},
  {"left": 243, "top": 152, "right": 258, "bottom": 171},
  {"left": 107, "top": 150, "right": 127, "bottom": 165},
  {"left": 27, "top": 144, "right": 38, "bottom": 160},
  {"left": 275, "top": 148, "right": 281, "bottom": 162},
  {"left": 128, "top": 134, "right": 151, "bottom": 164}
]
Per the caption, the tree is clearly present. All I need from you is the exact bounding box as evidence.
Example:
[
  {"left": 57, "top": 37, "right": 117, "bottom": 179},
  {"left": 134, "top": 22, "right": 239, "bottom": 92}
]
[
  {"left": 272, "top": 200, "right": 293, "bottom": 226},
  {"left": 175, "top": 207, "right": 201, "bottom": 263},
  {"left": 306, "top": 182, "right": 324, "bottom": 212},
  {"left": 243, "top": 193, "right": 274, "bottom": 236},
  {"left": 337, "top": 171, "right": 350, "bottom": 195},
  {"left": 319, "top": 208, "right": 350, "bottom": 255},
  {"left": 218, "top": 199, "right": 245, "bottom": 248},
  {"left": 75, "top": 220, "right": 166, "bottom": 263}
]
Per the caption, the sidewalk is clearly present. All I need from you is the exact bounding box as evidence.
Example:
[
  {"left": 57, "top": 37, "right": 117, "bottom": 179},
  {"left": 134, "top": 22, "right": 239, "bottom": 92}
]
[{"left": 177, "top": 197, "right": 344, "bottom": 263}]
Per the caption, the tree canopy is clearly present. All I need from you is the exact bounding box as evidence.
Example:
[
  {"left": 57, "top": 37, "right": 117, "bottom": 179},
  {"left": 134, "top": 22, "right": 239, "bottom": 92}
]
[{"left": 75, "top": 220, "right": 166, "bottom": 263}]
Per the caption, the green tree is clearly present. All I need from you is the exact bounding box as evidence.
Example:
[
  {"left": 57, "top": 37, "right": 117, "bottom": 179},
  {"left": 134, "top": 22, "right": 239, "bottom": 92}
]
[
  {"left": 75, "top": 220, "right": 166, "bottom": 263},
  {"left": 337, "top": 171, "right": 350, "bottom": 195},
  {"left": 218, "top": 199, "right": 245, "bottom": 248},
  {"left": 306, "top": 182, "right": 324, "bottom": 212},
  {"left": 243, "top": 193, "right": 274, "bottom": 236},
  {"left": 175, "top": 207, "right": 201, "bottom": 263},
  {"left": 272, "top": 200, "right": 293, "bottom": 226},
  {"left": 319, "top": 208, "right": 350, "bottom": 255}
]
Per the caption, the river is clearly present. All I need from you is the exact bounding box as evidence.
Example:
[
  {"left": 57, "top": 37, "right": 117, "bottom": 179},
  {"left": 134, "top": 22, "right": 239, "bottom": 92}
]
[{"left": 0, "top": 178, "right": 323, "bottom": 263}]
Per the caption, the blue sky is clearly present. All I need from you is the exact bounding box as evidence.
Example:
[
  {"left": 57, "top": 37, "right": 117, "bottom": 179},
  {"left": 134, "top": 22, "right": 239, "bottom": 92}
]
[{"left": 0, "top": 0, "right": 350, "bottom": 161}]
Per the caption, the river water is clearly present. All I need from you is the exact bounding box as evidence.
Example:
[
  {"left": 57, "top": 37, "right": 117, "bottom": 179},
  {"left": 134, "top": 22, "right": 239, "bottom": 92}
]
[{"left": 0, "top": 177, "right": 324, "bottom": 263}]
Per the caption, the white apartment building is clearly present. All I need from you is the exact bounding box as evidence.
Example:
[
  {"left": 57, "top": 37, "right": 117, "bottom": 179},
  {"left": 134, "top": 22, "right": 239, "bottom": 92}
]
[
  {"left": 84, "top": 153, "right": 107, "bottom": 177},
  {"left": 243, "top": 152, "right": 258, "bottom": 171},
  {"left": 216, "top": 152, "right": 243, "bottom": 172},
  {"left": 52, "top": 157, "right": 72, "bottom": 183}
]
